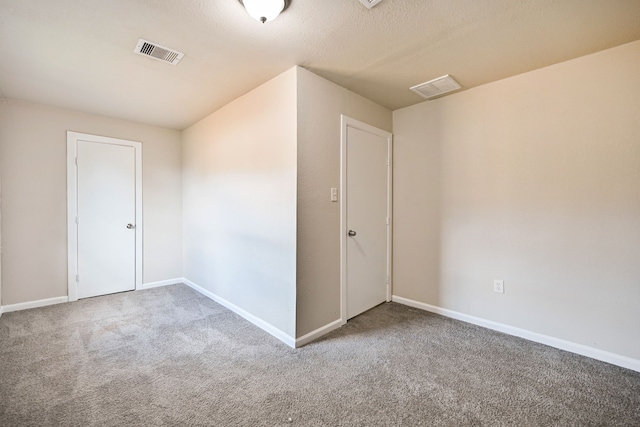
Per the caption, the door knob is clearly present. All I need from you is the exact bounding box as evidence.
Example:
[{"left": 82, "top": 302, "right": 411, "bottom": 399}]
[
  {"left": 348, "top": 230, "right": 357, "bottom": 237},
  {"left": 127, "top": 224, "right": 135, "bottom": 229}
]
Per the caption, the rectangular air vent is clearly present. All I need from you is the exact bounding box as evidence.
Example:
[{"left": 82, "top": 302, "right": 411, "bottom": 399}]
[
  {"left": 410, "top": 75, "right": 462, "bottom": 100},
  {"left": 134, "top": 39, "right": 184, "bottom": 65},
  {"left": 358, "top": 0, "right": 384, "bottom": 9}
]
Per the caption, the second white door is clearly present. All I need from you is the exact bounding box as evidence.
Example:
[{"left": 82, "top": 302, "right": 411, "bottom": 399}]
[
  {"left": 342, "top": 116, "right": 392, "bottom": 321},
  {"left": 76, "top": 140, "right": 137, "bottom": 299}
]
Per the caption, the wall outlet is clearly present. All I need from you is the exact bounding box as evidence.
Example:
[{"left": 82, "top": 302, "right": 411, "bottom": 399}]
[{"left": 493, "top": 280, "right": 504, "bottom": 294}]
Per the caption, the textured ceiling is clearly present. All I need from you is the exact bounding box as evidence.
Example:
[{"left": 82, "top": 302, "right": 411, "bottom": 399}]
[{"left": 1, "top": 0, "right": 639, "bottom": 130}]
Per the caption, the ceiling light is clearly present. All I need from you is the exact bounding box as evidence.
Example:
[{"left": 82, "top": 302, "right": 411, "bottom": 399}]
[{"left": 239, "top": 0, "right": 291, "bottom": 23}]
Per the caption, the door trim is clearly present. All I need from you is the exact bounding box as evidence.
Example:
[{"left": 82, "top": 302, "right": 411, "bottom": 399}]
[
  {"left": 66, "top": 131, "right": 143, "bottom": 302},
  {"left": 340, "top": 115, "right": 393, "bottom": 325}
]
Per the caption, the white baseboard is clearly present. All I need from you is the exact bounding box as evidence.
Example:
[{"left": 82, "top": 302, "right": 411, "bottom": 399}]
[
  {"left": 392, "top": 295, "right": 640, "bottom": 373},
  {"left": 139, "top": 278, "right": 183, "bottom": 290},
  {"left": 1, "top": 296, "right": 69, "bottom": 314},
  {"left": 182, "top": 278, "right": 297, "bottom": 348},
  {"left": 296, "top": 319, "right": 342, "bottom": 347}
]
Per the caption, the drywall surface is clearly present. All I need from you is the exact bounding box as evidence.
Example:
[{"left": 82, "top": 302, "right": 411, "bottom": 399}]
[
  {"left": 182, "top": 68, "right": 297, "bottom": 338},
  {"left": 0, "top": 173, "right": 2, "bottom": 311},
  {"left": 0, "top": 99, "right": 182, "bottom": 305},
  {"left": 393, "top": 40, "right": 640, "bottom": 359},
  {"left": 296, "top": 67, "right": 392, "bottom": 337}
]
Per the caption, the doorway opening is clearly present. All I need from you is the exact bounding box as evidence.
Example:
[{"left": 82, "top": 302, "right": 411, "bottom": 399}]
[
  {"left": 340, "top": 115, "right": 393, "bottom": 324},
  {"left": 67, "top": 131, "right": 142, "bottom": 301}
]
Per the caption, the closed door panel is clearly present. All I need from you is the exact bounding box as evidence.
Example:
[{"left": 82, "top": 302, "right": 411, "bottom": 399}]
[
  {"left": 346, "top": 126, "right": 389, "bottom": 319},
  {"left": 77, "top": 141, "right": 136, "bottom": 299}
]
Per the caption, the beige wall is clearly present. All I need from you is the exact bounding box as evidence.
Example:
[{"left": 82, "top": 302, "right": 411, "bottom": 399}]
[
  {"left": 0, "top": 99, "right": 183, "bottom": 305},
  {"left": 0, "top": 172, "right": 2, "bottom": 311},
  {"left": 296, "top": 68, "right": 392, "bottom": 337},
  {"left": 393, "top": 40, "right": 640, "bottom": 360},
  {"left": 182, "top": 68, "right": 298, "bottom": 337}
]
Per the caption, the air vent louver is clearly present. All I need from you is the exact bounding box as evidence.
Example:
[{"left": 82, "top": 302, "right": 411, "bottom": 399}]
[
  {"left": 410, "top": 75, "right": 462, "bottom": 100},
  {"left": 358, "top": 0, "right": 384, "bottom": 9},
  {"left": 134, "top": 39, "right": 184, "bottom": 65}
]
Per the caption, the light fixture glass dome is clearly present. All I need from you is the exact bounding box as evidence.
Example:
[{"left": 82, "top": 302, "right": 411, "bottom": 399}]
[{"left": 242, "top": 0, "right": 285, "bottom": 23}]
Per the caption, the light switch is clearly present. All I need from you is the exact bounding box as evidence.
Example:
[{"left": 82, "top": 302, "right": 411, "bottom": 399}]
[{"left": 331, "top": 188, "right": 338, "bottom": 202}]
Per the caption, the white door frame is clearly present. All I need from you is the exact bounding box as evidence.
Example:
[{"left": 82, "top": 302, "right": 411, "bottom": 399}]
[
  {"left": 340, "top": 115, "right": 393, "bottom": 325},
  {"left": 66, "top": 131, "right": 143, "bottom": 302}
]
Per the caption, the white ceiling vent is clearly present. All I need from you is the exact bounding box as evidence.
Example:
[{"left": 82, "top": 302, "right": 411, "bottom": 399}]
[
  {"left": 134, "top": 39, "right": 184, "bottom": 65},
  {"left": 358, "top": 0, "right": 384, "bottom": 9},
  {"left": 410, "top": 75, "right": 462, "bottom": 100}
]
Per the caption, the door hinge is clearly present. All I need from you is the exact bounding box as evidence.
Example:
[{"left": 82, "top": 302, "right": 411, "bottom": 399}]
[
  {"left": 386, "top": 276, "right": 390, "bottom": 285},
  {"left": 386, "top": 217, "right": 390, "bottom": 225},
  {"left": 75, "top": 216, "right": 79, "bottom": 224},
  {"left": 75, "top": 157, "right": 78, "bottom": 166},
  {"left": 76, "top": 274, "right": 79, "bottom": 282}
]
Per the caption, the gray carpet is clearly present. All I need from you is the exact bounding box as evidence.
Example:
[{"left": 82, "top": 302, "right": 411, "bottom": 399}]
[{"left": 0, "top": 284, "right": 638, "bottom": 426}]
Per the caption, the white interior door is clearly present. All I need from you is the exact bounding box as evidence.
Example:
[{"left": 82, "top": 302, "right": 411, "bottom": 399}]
[
  {"left": 341, "top": 116, "right": 392, "bottom": 321},
  {"left": 67, "top": 132, "right": 142, "bottom": 301}
]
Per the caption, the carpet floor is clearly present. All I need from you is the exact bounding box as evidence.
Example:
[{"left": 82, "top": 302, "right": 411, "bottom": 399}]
[{"left": 0, "top": 284, "right": 638, "bottom": 426}]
